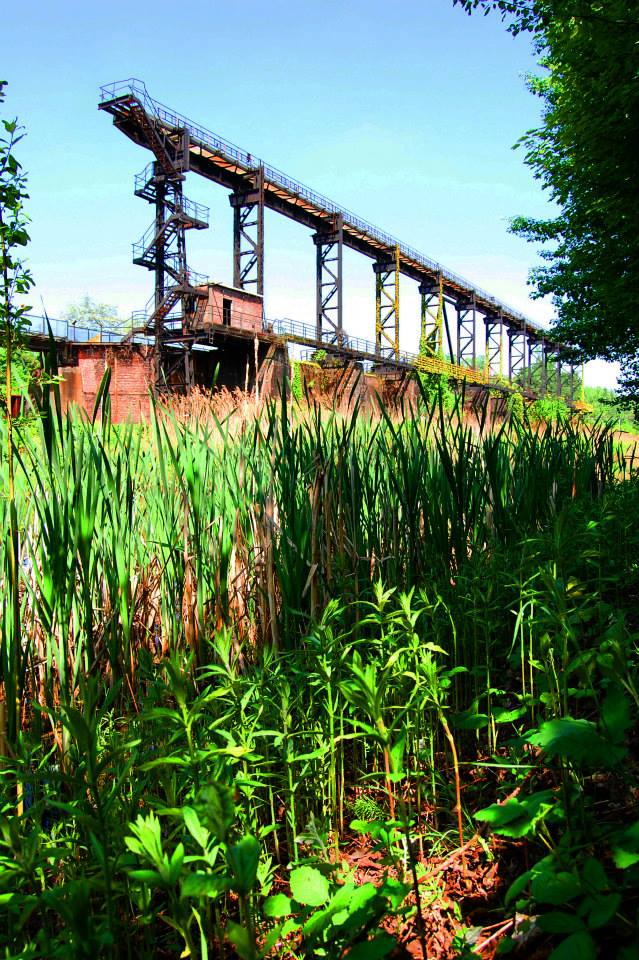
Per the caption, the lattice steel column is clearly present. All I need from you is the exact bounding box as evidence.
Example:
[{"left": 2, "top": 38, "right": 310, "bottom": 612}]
[
  {"left": 508, "top": 327, "right": 528, "bottom": 384},
  {"left": 230, "top": 165, "right": 265, "bottom": 295},
  {"left": 527, "top": 336, "right": 543, "bottom": 393},
  {"left": 556, "top": 356, "right": 563, "bottom": 397},
  {"left": 313, "top": 214, "right": 343, "bottom": 345},
  {"left": 419, "top": 275, "right": 443, "bottom": 357},
  {"left": 484, "top": 311, "right": 503, "bottom": 377},
  {"left": 373, "top": 245, "right": 400, "bottom": 360},
  {"left": 457, "top": 296, "right": 476, "bottom": 368},
  {"left": 153, "top": 164, "right": 167, "bottom": 315},
  {"left": 539, "top": 339, "right": 549, "bottom": 395}
]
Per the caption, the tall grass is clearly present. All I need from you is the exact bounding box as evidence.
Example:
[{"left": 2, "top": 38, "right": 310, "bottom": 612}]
[
  {"left": 0, "top": 377, "right": 638, "bottom": 957},
  {"left": 0, "top": 380, "right": 632, "bottom": 734}
]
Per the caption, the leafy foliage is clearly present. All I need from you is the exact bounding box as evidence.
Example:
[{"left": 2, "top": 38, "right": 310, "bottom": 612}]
[
  {"left": 62, "top": 295, "right": 122, "bottom": 332},
  {"left": 453, "top": 1, "right": 639, "bottom": 407},
  {"left": 0, "top": 379, "right": 638, "bottom": 956}
]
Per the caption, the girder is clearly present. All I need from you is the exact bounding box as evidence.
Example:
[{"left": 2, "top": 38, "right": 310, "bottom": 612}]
[
  {"left": 313, "top": 214, "right": 343, "bottom": 345},
  {"left": 98, "top": 79, "right": 580, "bottom": 404},
  {"left": 419, "top": 276, "right": 443, "bottom": 358},
  {"left": 508, "top": 328, "right": 528, "bottom": 384},
  {"left": 374, "top": 246, "right": 400, "bottom": 360},
  {"left": 229, "top": 166, "right": 264, "bottom": 295},
  {"left": 130, "top": 156, "right": 209, "bottom": 391},
  {"left": 98, "top": 80, "right": 546, "bottom": 339},
  {"left": 456, "top": 296, "right": 476, "bottom": 368},
  {"left": 528, "top": 338, "right": 546, "bottom": 394},
  {"left": 484, "top": 312, "right": 503, "bottom": 378}
]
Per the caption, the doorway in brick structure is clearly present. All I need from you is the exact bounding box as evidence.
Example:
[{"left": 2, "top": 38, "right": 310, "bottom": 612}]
[{"left": 222, "top": 298, "right": 232, "bottom": 326}]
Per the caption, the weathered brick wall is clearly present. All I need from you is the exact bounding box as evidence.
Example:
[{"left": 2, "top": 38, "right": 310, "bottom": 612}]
[
  {"left": 111, "top": 348, "right": 154, "bottom": 422},
  {"left": 59, "top": 344, "right": 154, "bottom": 423},
  {"left": 203, "top": 283, "right": 263, "bottom": 334}
]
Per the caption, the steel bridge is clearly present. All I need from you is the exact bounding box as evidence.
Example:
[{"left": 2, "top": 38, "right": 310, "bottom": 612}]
[{"left": 98, "top": 78, "right": 578, "bottom": 399}]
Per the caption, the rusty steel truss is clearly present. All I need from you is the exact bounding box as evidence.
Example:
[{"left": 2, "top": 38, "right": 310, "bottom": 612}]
[{"left": 99, "top": 79, "right": 580, "bottom": 399}]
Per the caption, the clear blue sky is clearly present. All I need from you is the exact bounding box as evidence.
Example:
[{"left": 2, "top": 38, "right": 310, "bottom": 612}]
[{"left": 4, "top": 0, "right": 615, "bottom": 386}]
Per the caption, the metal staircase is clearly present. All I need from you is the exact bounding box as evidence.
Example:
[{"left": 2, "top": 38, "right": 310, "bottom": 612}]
[{"left": 100, "top": 86, "right": 210, "bottom": 391}]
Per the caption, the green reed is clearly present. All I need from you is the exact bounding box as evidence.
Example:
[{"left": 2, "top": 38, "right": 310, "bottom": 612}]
[{"left": 0, "top": 375, "right": 638, "bottom": 957}]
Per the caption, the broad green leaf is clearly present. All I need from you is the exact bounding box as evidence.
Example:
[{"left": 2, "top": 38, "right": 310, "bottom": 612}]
[
  {"left": 263, "top": 893, "right": 293, "bottom": 918},
  {"left": 389, "top": 734, "right": 405, "bottom": 775},
  {"left": 581, "top": 857, "right": 607, "bottom": 893},
  {"left": 196, "top": 781, "right": 235, "bottom": 842},
  {"left": 290, "top": 865, "right": 330, "bottom": 906},
  {"left": 128, "top": 868, "right": 166, "bottom": 886},
  {"left": 475, "top": 791, "right": 555, "bottom": 838},
  {"left": 183, "top": 806, "right": 209, "bottom": 850},
  {"left": 548, "top": 931, "right": 596, "bottom": 960},
  {"left": 587, "top": 892, "right": 621, "bottom": 930},
  {"left": 452, "top": 709, "right": 489, "bottom": 730},
  {"left": 182, "top": 871, "right": 228, "bottom": 899},
  {"left": 612, "top": 821, "right": 639, "bottom": 869},
  {"left": 526, "top": 718, "right": 626, "bottom": 768},
  {"left": 601, "top": 685, "right": 632, "bottom": 744},
  {"left": 347, "top": 934, "right": 397, "bottom": 959},
  {"left": 227, "top": 836, "right": 260, "bottom": 895},
  {"left": 531, "top": 870, "right": 581, "bottom": 906},
  {"left": 226, "top": 921, "right": 253, "bottom": 960},
  {"left": 492, "top": 706, "right": 527, "bottom": 723},
  {"left": 538, "top": 912, "right": 585, "bottom": 934}
]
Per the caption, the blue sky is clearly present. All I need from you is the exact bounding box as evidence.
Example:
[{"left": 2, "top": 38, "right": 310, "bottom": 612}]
[{"left": 5, "top": 0, "right": 615, "bottom": 386}]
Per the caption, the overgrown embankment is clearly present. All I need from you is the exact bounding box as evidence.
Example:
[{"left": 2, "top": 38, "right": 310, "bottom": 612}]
[{"left": 1, "top": 387, "right": 638, "bottom": 958}]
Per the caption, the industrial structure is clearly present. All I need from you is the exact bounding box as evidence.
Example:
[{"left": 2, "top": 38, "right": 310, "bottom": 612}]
[
  {"left": 94, "top": 78, "right": 579, "bottom": 400},
  {"left": 23, "top": 77, "right": 578, "bottom": 414},
  {"left": 94, "top": 77, "right": 581, "bottom": 402}
]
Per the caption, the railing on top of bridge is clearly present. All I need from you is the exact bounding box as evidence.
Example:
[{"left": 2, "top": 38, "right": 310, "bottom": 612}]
[
  {"left": 99, "top": 79, "right": 541, "bottom": 332},
  {"left": 25, "top": 312, "right": 495, "bottom": 388},
  {"left": 270, "top": 317, "right": 492, "bottom": 385},
  {"left": 26, "top": 314, "right": 126, "bottom": 343}
]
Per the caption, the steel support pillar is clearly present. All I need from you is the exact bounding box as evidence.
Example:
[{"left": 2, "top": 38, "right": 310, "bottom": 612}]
[
  {"left": 153, "top": 164, "right": 167, "bottom": 316},
  {"left": 539, "top": 340, "right": 549, "bottom": 395},
  {"left": 508, "top": 328, "right": 527, "bottom": 383},
  {"left": 419, "top": 275, "right": 444, "bottom": 357},
  {"left": 527, "top": 337, "right": 543, "bottom": 393},
  {"left": 313, "top": 214, "right": 343, "bottom": 345},
  {"left": 484, "top": 312, "right": 503, "bottom": 377},
  {"left": 556, "top": 357, "right": 563, "bottom": 397},
  {"left": 457, "top": 296, "right": 476, "bottom": 368},
  {"left": 230, "top": 165, "right": 265, "bottom": 295},
  {"left": 132, "top": 145, "right": 208, "bottom": 392},
  {"left": 373, "top": 246, "right": 400, "bottom": 360}
]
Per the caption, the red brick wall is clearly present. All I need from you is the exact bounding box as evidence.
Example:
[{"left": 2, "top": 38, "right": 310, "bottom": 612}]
[
  {"left": 111, "top": 349, "right": 153, "bottom": 422},
  {"left": 59, "top": 345, "right": 154, "bottom": 423},
  {"left": 202, "top": 284, "right": 263, "bottom": 334}
]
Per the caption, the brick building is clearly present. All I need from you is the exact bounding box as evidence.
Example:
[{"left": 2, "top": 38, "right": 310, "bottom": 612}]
[
  {"left": 199, "top": 282, "right": 263, "bottom": 334},
  {"left": 55, "top": 282, "right": 282, "bottom": 422}
]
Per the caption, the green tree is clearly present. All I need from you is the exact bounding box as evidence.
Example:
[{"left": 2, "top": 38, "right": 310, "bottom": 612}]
[
  {"left": 63, "top": 294, "right": 122, "bottom": 333},
  {"left": 453, "top": 1, "right": 639, "bottom": 407},
  {"left": 0, "top": 80, "right": 34, "bottom": 755}
]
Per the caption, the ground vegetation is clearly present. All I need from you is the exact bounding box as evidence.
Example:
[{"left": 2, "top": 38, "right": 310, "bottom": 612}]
[{"left": 0, "top": 375, "right": 638, "bottom": 958}]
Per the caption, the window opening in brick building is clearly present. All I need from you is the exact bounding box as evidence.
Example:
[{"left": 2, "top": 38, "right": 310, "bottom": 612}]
[{"left": 222, "top": 298, "right": 232, "bottom": 326}]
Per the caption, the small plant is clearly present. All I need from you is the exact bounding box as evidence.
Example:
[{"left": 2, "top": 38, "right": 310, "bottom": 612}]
[{"left": 263, "top": 859, "right": 409, "bottom": 958}]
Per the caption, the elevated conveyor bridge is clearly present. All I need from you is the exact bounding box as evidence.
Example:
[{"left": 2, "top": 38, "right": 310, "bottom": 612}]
[{"left": 98, "top": 78, "right": 578, "bottom": 399}]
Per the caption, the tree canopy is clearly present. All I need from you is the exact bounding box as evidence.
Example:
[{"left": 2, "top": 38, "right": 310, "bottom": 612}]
[
  {"left": 454, "top": 1, "right": 639, "bottom": 406},
  {"left": 63, "top": 294, "right": 122, "bottom": 332}
]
